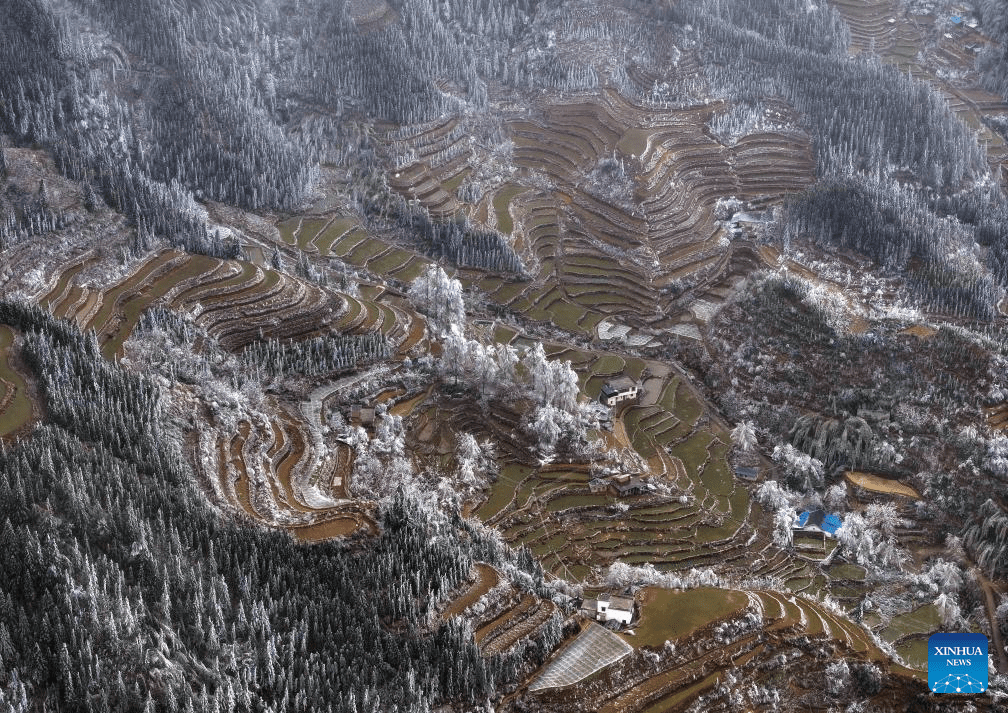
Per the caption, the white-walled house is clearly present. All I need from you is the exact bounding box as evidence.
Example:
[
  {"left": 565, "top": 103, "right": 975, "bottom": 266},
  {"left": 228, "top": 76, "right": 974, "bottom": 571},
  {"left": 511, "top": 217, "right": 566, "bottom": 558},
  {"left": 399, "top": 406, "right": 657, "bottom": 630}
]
[
  {"left": 599, "top": 377, "right": 641, "bottom": 407},
  {"left": 580, "top": 593, "right": 634, "bottom": 625}
]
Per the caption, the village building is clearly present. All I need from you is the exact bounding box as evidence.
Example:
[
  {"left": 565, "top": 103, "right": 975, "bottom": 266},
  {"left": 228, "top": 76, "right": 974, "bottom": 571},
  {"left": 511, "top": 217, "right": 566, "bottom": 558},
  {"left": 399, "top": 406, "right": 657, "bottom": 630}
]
[
  {"left": 580, "top": 593, "right": 635, "bottom": 625},
  {"left": 349, "top": 404, "right": 375, "bottom": 426},
  {"left": 733, "top": 465, "right": 759, "bottom": 481},
  {"left": 599, "top": 376, "right": 642, "bottom": 407},
  {"left": 610, "top": 474, "right": 650, "bottom": 497},
  {"left": 793, "top": 508, "right": 842, "bottom": 539}
]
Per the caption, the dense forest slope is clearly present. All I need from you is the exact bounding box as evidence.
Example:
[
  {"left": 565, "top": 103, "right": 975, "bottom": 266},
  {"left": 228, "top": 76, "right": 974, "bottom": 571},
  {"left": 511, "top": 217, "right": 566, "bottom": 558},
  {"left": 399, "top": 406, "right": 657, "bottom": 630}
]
[{"left": 3, "top": 0, "right": 1008, "bottom": 711}]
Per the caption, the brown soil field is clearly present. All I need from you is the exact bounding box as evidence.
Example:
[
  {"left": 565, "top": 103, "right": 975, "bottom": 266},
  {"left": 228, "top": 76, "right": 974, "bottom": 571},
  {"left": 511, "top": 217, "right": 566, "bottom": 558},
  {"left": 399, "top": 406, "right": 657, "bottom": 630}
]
[
  {"left": 845, "top": 471, "right": 920, "bottom": 499},
  {"left": 444, "top": 563, "right": 501, "bottom": 619}
]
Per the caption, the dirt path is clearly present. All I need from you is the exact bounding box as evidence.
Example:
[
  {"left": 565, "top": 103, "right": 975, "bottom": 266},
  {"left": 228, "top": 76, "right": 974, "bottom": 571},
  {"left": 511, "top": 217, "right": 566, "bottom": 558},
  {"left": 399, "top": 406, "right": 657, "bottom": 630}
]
[{"left": 979, "top": 572, "right": 1008, "bottom": 674}]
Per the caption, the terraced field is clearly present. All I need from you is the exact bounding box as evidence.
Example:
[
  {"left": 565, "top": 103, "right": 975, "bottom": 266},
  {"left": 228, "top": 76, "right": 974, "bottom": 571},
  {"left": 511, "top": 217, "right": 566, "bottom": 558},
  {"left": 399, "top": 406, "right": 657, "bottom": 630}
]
[
  {"left": 276, "top": 214, "right": 436, "bottom": 288},
  {"left": 473, "top": 591, "right": 559, "bottom": 656},
  {"left": 831, "top": 0, "right": 901, "bottom": 54},
  {"left": 4, "top": 1, "right": 1002, "bottom": 708},
  {"left": 0, "top": 325, "right": 34, "bottom": 438},
  {"left": 130, "top": 256, "right": 330, "bottom": 352},
  {"left": 879, "top": 604, "right": 941, "bottom": 651},
  {"left": 530, "top": 586, "right": 920, "bottom": 711},
  {"left": 202, "top": 403, "right": 373, "bottom": 535},
  {"left": 193, "top": 304, "right": 429, "bottom": 536},
  {"left": 828, "top": 0, "right": 1008, "bottom": 178},
  {"left": 23, "top": 247, "right": 431, "bottom": 540},
  {"left": 456, "top": 91, "right": 812, "bottom": 339},
  {"left": 40, "top": 252, "right": 103, "bottom": 328},
  {"left": 472, "top": 358, "right": 813, "bottom": 586},
  {"left": 30, "top": 247, "right": 427, "bottom": 362},
  {"left": 277, "top": 215, "right": 363, "bottom": 257},
  {"left": 379, "top": 118, "right": 469, "bottom": 217},
  {"left": 444, "top": 563, "right": 501, "bottom": 619},
  {"left": 629, "top": 587, "right": 748, "bottom": 648}
]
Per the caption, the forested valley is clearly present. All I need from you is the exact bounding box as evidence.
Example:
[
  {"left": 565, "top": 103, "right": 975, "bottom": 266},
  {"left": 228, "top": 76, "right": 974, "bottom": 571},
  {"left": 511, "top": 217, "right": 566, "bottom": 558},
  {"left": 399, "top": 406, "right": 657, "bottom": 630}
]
[{"left": 4, "top": 0, "right": 1008, "bottom": 710}]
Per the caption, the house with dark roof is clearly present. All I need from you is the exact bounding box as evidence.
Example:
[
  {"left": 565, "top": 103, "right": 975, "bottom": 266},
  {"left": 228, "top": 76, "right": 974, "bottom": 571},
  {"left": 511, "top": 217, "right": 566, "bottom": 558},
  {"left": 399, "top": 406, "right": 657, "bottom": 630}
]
[
  {"left": 734, "top": 465, "right": 759, "bottom": 481},
  {"left": 599, "top": 376, "right": 641, "bottom": 407},
  {"left": 610, "top": 474, "right": 650, "bottom": 497},
  {"left": 589, "top": 478, "right": 608, "bottom": 494}
]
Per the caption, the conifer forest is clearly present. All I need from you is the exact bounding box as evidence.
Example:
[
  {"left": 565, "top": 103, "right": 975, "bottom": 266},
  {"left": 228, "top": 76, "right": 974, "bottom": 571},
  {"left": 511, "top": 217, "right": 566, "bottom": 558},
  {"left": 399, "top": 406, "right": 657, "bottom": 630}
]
[{"left": 5, "top": 0, "right": 1008, "bottom": 710}]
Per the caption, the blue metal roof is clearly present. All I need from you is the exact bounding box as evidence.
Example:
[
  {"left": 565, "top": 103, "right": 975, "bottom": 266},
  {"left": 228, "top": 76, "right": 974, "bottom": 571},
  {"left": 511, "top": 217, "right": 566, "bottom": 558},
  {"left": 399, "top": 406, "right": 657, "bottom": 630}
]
[
  {"left": 795, "top": 509, "right": 842, "bottom": 534},
  {"left": 951, "top": 15, "right": 963, "bottom": 23},
  {"left": 822, "top": 513, "right": 842, "bottom": 535}
]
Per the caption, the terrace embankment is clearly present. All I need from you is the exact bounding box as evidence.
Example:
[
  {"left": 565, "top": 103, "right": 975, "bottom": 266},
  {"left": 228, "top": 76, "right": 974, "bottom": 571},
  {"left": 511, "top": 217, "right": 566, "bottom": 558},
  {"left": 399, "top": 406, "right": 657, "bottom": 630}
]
[{"left": 0, "top": 325, "right": 36, "bottom": 439}]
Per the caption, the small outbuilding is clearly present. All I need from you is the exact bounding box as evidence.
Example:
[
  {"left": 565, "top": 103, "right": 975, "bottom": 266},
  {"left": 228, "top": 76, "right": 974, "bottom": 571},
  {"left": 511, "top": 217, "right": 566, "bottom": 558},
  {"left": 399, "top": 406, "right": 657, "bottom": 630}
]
[{"left": 734, "top": 465, "right": 759, "bottom": 481}]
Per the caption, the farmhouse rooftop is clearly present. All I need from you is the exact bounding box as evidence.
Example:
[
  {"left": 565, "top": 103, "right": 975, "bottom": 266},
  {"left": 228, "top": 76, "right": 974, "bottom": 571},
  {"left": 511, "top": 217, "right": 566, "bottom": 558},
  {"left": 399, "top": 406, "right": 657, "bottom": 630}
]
[
  {"left": 794, "top": 509, "right": 842, "bottom": 537},
  {"left": 601, "top": 376, "right": 638, "bottom": 395},
  {"left": 734, "top": 466, "right": 759, "bottom": 481},
  {"left": 599, "top": 593, "right": 635, "bottom": 612}
]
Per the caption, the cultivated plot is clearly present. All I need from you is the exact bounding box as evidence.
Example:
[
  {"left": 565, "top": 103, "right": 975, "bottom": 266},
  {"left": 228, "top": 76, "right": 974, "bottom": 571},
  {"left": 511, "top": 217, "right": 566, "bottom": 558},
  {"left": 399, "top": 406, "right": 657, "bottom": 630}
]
[{"left": 529, "top": 621, "right": 633, "bottom": 692}]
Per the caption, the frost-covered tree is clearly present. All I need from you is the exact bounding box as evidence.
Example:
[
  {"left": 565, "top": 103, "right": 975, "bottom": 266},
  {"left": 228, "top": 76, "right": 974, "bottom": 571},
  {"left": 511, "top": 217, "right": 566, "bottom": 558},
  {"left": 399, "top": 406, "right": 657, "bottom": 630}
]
[
  {"left": 731, "top": 420, "right": 758, "bottom": 453},
  {"left": 521, "top": 343, "right": 580, "bottom": 413},
  {"left": 920, "top": 559, "right": 963, "bottom": 597},
  {"left": 524, "top": 404, "right": 601, "bottom": 465},
  {"left": 347, "top": 415, "right": 415, "bottom": 499},
  {"left": 773, "top": 505, "right": 794, "bottom": 549},
  {"left": 835, "top": 508, "right": 908, "bottom": 572},
  {"left": 455, "top": 432, "right": 499, "bottom": 495},
  {"left": 436, "top": 328, "right": 520, "bottom": 399},
  {"left": 772, "top": 442, "right": 825, "bottom": 491},
  {"left": 824, "top": 660, "right": 851, "bottom": 696},
  {"left": 754, "top": 479, "right": 797, "bottom": 511},
  {"left": 407, "top": 264, "right": 465, "bottom": 335},
  {"left": 835, "top": 512, "right": 875, "bottom": 567},
  {"left": 964, "top": 499, "right": 1008, "bottom": 578},
  {"left": 824, "top": 482, "right": 848, "bottom": 512},
  {"left": 986, "top": 436, "right": 1008, "bottom": 480},
  {"left": 935, "top": 592, "right": 963, "bottom": 630}
]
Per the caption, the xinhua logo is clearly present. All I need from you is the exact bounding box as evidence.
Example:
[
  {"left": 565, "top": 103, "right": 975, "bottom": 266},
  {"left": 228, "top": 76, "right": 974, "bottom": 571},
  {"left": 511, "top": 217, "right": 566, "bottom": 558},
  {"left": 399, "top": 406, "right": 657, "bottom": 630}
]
[{"left": 928, "top": 633, "right": 988, "bottom": 694}]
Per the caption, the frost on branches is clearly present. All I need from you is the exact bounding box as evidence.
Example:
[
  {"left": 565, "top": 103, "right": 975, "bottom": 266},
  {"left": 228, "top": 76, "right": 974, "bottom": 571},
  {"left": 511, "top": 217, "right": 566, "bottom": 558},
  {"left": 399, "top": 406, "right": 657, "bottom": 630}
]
[
  {"left": 407, "top": 264, "right": 466, "bottom": 335},
  {"left": 406, "top": 268, "right": 602, "bottom": 462},
  {"left": 772, "top": 442, "right": 825, "bottom": 491},
  {"left": 345, "top": 410, "right": 416, "bottom": 500},
  {"left": 455, "top": 432, "right": 499, "bottom": 499},
  {"left": 437, "top": 328, "right": 520, "bottom": 400},
  {"left": 731, "top": 420, "right": 758, "bottom": 452},
  {"left": 754, "top": 479, "right": 800, "bottom": 549},
  {"left": 518, "top": 343, "right": 602, "bottom": 463},
  {"left": 754, "top": 479, "right": 799, "bottom": 512},
  {"left": 835, "top": 503, "right": 910, "bottom": 572}
]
